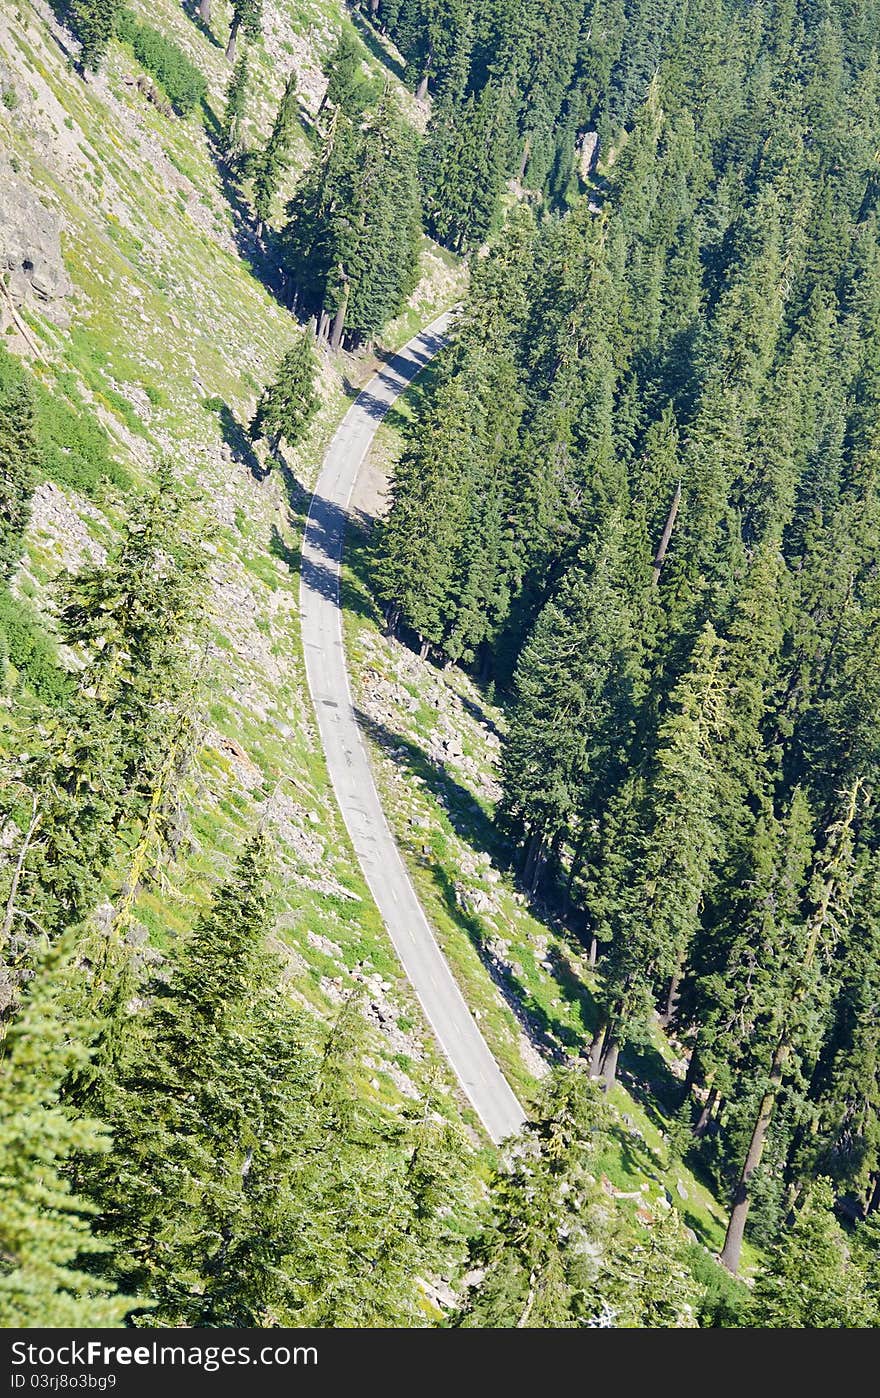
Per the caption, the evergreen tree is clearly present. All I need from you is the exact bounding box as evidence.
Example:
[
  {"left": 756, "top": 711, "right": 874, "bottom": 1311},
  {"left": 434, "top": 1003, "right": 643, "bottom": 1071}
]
[
  {"left": 454, "top": 1067, "right": 614, "bottom": 1328},
  {"left": 0, "top": 941, "right": 130, "bottom": 1327},
  {"left": 456, "top": 1065, "right": 699, "bottom": 1327},
  {"left": 372, "top": 370, "right": 475, "bottom": 655},
  {"left": 290, "top": 998, "right": 467, "bottom": 1326},
  {"left": 1, "top": 468, "right": 206, "bottom": 951},
  {"left": 720, "top": 781, "right": 865, "bottom": 1274},
  {"left": 749, "top": 1179, "right": 872, "bottom": 1327},
  {"left": 249, "top": 331, "right": 320, "bottom": 453},
  {"left": 220, "top": 51, "right": 249, "bottom": 156},
  {"left": 283, "top": 97, "right": 421, "bottom": 347},
  {"left": 226, "top": 0, "right": 262, "bottom": 63},
  {"left": 317, "top": 30, "right": 372, "bottom": 118},
  {"left": 74, "top": 836, "right": 313, "bottom": 1325},
  {"left": 501, "top": 513, "right": 643, "bottom": 893},
  {"left": 253, "top": 71, "right": 299, "bottom": 229},
  {"left": 71, "top": 0, "right": 122, "bottom": 72},
  {"left": 0, "top": 375, "right": 37, "bottom": 582},
  {"left": 594, "top": 625, "right": 727, "bottom": 1082}
]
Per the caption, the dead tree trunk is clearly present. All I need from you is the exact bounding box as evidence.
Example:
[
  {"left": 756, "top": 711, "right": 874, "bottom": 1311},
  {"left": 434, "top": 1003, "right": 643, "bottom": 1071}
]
[
  {"left": 694, "top": 1084, "right": 718, "bottom": 1137},
  {"left": 651, "top": 481, "right": 682, "bottom": 585},
  {"left": 601, "top": 1037, "right": 619, "bottom": 1089},
  {"left": 1, "top": 798, "right": 40, "bottom": 948},
  {"left": 199, "top": 0, "right": 211, "bottom": 25},
  {"left": 720, "top": 1038, "right": 789, "bottom": 1273},
  {"left": 329, "top": 275, "right": 349, "bottom": 352},
  {"left": 225, "top": 15, "right": 240, "bottom": 61},
  {"left": 587, "top": 1025, "right": 607, "bottom": 1077}
]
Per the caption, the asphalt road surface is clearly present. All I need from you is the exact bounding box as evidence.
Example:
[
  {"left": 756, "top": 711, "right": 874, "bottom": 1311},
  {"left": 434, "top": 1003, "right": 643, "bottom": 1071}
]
[{"left": 300, "top": 313, "right": 526, "bottom": 1145}]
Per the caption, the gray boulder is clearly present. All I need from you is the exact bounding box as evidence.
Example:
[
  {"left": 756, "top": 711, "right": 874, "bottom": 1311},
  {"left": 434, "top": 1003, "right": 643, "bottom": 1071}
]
[{"left": 0, "top": 159, "right": 72, "bottom": 325}]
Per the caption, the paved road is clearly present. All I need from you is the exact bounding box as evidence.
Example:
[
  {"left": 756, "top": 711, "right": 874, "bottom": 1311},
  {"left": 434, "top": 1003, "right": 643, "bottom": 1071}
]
[{"left": 300, "top": 314, "right": 526, "bottom": 1145}]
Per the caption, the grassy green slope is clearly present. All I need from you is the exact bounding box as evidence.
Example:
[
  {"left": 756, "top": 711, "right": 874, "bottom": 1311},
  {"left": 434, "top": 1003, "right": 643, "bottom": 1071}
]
[{"left": 1, "top": 0, "right": 469, "bottom": 1129}]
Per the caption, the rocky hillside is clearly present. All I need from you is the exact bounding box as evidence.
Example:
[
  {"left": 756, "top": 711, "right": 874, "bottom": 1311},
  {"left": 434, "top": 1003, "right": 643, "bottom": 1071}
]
[{"left": 0, "top": 0, "right": 468, "bottom": 1126}]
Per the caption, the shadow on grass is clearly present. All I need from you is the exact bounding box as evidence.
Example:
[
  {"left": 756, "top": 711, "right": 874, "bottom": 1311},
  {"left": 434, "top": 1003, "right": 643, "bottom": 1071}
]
[
  {"left": 604, "top": 1119, "right": 724, "bottom": 1251},
  {"left": 269, "top": 523, "right": 299, "bottom": 573},
  {"left": 45, "top": 0, "right": 82, "bottom": 64},
  {"left": 200, "top": 104, "right": 292, "bottom": 308},
  {"left": 349, "top": 8, "right": 408, "bottom": 82},
  {"left": 182, "top": 0, "right": 224, "bottom": 48},
  {"left": 352, "top": 705, "right": 595, "bottom": 1063},
  {"left": 214, "top": 403, "right": 264, "bottom": 479}
]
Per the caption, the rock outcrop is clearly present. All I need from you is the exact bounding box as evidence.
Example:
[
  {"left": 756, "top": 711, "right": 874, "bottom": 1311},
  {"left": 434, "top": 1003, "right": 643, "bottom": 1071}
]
[{"left": 0, "top": 157, "right": 72, "bottom": 326}]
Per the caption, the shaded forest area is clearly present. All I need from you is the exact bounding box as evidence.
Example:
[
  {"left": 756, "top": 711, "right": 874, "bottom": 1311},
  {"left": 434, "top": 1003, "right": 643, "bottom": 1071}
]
[{"left": 375, "top": 0, "right": 880, "bottom": 1280}]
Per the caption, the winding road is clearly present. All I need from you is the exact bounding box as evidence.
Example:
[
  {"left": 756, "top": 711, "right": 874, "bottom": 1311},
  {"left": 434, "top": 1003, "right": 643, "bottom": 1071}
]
[{"left": 300, "top": 313, "right": 526, "bottom": 1145}]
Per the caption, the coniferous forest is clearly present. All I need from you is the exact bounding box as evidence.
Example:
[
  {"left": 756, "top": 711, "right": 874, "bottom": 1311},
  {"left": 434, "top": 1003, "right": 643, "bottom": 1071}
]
[{"left": 1, "top": 0, "right": 880, "bottom": 1335}]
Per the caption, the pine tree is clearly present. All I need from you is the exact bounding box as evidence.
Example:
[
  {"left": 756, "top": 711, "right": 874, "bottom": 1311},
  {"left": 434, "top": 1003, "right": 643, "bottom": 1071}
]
[
  {"left": 71, "top": 0, "right": 122, "bottom": 72},
  {"left": 249, "top": 331, "right": 320, "bottom": 454},
  {"left": 1, "top": 468, "right": 206, "bottom": 951},
  {"left": 74, "top": 835, "right": 314, "bottom": 1325},
  {"left": 455, "top": 1065, "right": 699, "bottom": 1327},
  {"left": 290, "top": 999, "right": 468, "bottom": 1326},
  {"left": 454, "top": 1067, "right": 614, "bottom": 1328},
  {"left": 226, "top": 0, "right": 262, "bottom": 63},
  {"left": 317, "top": 29, "right": 370, "bottom": 118},
  {"left": 597, "top": 1201, "right": 699, "bottom": 1328},
  {"left": 220, "top": 52, "right": 249, "bottom": 156},
  {"left": 0, "top": 375, "right": 37, "bottom": 582},
  {"left": 720, "top": 781, "right": 865, "bottom": 1274},
  {"left": 372, "top": 370, "right": 475, "bottom": 655},
  {"left": 501, "top": 513, "right": 643, "bottom": 893},
  {"left": 282, "top": 97, "right": 421, "bottom": 347},
  {"left": 0, "top": 940, "right": 130, "bottom": 1327},
  {"left": 253, "top": 71, "right": 299, "bottom": 229},
  {"left": 749, "top": 1179, "right": 872, "bottom": 1327},
  {"left": 595, "top": 625, "right": 727, "bottom": 1082}
]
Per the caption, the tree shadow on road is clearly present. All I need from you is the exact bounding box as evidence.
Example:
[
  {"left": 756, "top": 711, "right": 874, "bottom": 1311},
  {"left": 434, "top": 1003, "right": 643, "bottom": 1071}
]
[{"left": 352, "top": 705, "right": 593, "bottom": 1064}]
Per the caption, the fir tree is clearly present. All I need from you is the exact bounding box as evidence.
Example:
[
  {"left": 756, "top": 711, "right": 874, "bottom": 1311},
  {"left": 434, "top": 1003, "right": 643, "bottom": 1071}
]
[
  {"left": 0, "top": 375, "right": 37, "bottom": 582},
  {"left": 501, "top": 513, "right": 643, "bottom": 893},
  {"left": 454, "top": 1067, "right": 614, "bottom": 1328},
  {"left": 1, "top": 468, "right": 206, "bottom": 950},
  {"left": 71, "top": 0, "right": 122, "bottom": 72},
  {"left": 249, "top": 332, "right": 320, "bottom": 454},
  {"left": 749, "top": 1179, "right": 872, "bottom": 1327},
  {"left": 282, "top": 97, "right": 421, "bottom": 347},
  {"left": 595, "top": 625, "right": 727, "bottom": 1082},
  {"left": 0, "top": 940, "right": 130, "bottom": 1327},
  {"left": 252, "top": 71, "right": 299, "bottom": 230},
  {"left": 220, "top": 51, "right": 249, "bottom": 156},
  {"left": 317, "top": 29, "right": 370, "bottom": 118},
  {"left": 226, "top": 0, "right": 261, "bottom": 63},
  {"left": 74, "top": 835, "right": 314, "bottom": 1325}
]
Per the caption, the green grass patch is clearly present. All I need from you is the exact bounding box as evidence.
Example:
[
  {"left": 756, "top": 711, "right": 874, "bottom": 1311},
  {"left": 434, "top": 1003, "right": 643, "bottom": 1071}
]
[
  {"left": 0, "top": 345, "right": 129, "bottom": 497},
  {"left": 115, "top": 10, "right": 208, "bottom": 117},
  {"left": 0, "top": 589, "right": 70, "bottom": 705}
]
